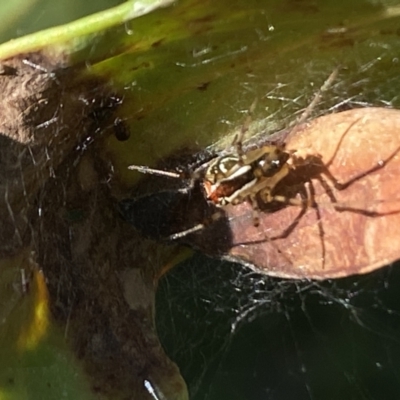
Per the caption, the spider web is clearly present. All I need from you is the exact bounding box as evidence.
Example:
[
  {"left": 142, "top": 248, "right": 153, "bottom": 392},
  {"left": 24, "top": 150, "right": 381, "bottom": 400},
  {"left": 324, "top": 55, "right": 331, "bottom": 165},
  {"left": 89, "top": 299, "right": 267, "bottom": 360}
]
[{"left": 156, "top": 255, "right": 400, "bottom": 400}]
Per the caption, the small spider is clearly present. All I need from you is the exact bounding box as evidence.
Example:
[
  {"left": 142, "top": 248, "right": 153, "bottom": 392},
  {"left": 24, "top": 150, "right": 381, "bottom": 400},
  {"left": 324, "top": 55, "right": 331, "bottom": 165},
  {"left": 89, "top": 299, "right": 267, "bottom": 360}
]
[{"left": 127, "top": 69, "right": 339, "bottom": 240}]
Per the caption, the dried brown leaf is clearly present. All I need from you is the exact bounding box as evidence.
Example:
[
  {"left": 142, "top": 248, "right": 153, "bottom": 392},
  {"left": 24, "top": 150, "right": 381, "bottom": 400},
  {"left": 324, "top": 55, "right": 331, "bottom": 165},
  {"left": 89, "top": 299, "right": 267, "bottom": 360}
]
[{"left": 189, "top": 107, "right": 400, "bottom": 280}]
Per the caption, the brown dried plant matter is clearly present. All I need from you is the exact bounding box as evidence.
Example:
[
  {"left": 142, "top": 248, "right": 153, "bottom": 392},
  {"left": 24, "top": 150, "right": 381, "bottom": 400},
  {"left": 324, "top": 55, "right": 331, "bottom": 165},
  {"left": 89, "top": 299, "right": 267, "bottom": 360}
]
[
  {"left": 0, "top": 52, "right": 188, "bottom": 399},
  {"left": 186, "top": 107, "right": 400, "bottom": 280}
]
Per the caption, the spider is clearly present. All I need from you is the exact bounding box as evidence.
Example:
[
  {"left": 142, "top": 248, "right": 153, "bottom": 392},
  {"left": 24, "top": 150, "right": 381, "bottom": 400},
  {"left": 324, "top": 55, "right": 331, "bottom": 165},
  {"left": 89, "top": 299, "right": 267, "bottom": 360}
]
[{"left": 126, "top": 69, "right": 339, "bottom": 240}]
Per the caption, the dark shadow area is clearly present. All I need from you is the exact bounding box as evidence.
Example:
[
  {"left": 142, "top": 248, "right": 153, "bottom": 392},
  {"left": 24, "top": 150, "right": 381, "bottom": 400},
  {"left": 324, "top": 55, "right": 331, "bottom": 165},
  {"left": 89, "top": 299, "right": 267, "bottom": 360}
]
[
  {"left": 118, "top": 179, "right": 234, "bottom": 255},
  {"left": 157, "top": 256, "right": 400, "bottom": 400}
]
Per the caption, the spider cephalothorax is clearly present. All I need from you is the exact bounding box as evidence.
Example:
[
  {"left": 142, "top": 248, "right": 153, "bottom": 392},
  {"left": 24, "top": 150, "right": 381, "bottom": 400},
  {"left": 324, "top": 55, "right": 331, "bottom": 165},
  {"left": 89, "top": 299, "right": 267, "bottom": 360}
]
[{"left": 201, "top": 145, "right": 291, "bottom": 207}]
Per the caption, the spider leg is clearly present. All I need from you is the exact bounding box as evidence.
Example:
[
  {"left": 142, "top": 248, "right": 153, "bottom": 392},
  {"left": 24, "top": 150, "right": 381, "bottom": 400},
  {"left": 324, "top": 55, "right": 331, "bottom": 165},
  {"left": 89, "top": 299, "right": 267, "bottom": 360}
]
[
  {"left": 255, "top": 182, "right": 325, "bottom": 268},
  {"left": 232, "top": 99, "right": 258, "bottom": 161},
  {"left": 308, "top": 114, "right": 400, "bottom": 192},
  {"left": 325, "top": 143, "right": 400, "bottom": 191},
  {"left": 269, "top": 187, "right": 310, "bottom": 241},
  {"left": 248, "top": 193, "right": 260, "bottom": 227},
  {"left": 167, "top": 223, "right": 207, "bottom": 240},
  {"left": 315, "top": 173, "right": 400, "bottom": 217},
  {"left": 312, "top": 136, "right": 400, "bottom": 216},
  {"left": 284, "top": 67, "right": 339, "bottom": 145},
  {"left": 294, "top": 67, "right": 339, "bottom": 128},
  {"left": 166, "top": 210, "right": 223, "bottom": 241},
  {"left": 306, "top": 180, "right": 327, "bottom": 269},
  {"left": 233, "top": 164, "right": 292, "bottom": 206},
  {"left": 280, "top": 181, "right": 328, "bottom": 270},
  {"left": 128, "top": 164, "right": 183, "bottom": 178}
]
